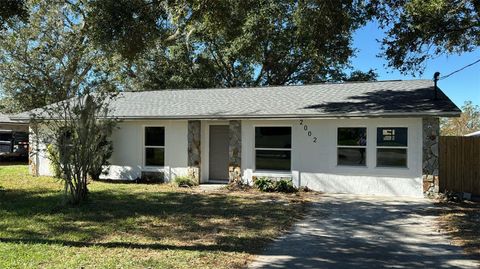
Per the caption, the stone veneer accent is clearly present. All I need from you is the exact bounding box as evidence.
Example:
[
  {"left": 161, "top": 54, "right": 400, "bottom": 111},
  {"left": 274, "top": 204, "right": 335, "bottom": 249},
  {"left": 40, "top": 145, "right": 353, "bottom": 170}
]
[
  {"left": 187, "top": 120, "right": 201, "bottom": 183},
  {"left": 228, "top": 120, "right": 242, "bottom": 184},
  {"left": 422, "top": 117, "right": 440, "bottom": 197}
]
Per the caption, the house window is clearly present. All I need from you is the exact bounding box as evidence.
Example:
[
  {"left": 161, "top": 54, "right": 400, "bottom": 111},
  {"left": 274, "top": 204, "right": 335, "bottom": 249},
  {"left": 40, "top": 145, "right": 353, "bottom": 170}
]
[
  {"left": 255, "top": 127, "right": 291, "bottom": 171},
  {"left": 376, "top": 127, "right": 407, "bottom": 167},
  {"left": 337, "top": 128, "right": 367, "bottom": 166},
  {"left": 144, "top": 127, "right": 165, "bottom": 166}
]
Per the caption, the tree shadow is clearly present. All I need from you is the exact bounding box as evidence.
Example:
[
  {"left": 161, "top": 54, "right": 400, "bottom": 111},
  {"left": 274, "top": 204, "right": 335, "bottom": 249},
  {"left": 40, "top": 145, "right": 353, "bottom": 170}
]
[
  {"left": 251, "top": 197, "right": 478, "bottom": 269},
  {"left": 0, "top": 186, "right": 303, "bottom": 254},
  {"left": 302, "top": 87, "right": 460, "bottom": 115}
]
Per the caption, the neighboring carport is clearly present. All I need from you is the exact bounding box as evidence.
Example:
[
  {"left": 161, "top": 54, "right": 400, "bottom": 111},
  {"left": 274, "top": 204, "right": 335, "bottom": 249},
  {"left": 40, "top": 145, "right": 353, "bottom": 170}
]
[
  {"left": 250, "top": 194, "right": 479, "bottom": 269},
  {"left": 0, "top": 114, "right": 29, "bottom": 162},
  {"left": 0, "top": 114, "right": 28, "bottom": 133}
]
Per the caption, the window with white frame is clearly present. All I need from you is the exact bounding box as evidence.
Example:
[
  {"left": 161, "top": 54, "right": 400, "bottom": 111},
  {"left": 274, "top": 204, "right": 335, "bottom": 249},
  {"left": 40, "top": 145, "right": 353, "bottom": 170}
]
[
  {"left": 255, "top": 127, "right": 291, "bottom": 171},
  {"left": 337, "top": 128, "right": 367, "bottom": 166},
  {"left": 144, "top": 127, "right": 165, "bottom": 166},
  {"left": 376, "top": 127, "right": 407, "bottom": 167}
]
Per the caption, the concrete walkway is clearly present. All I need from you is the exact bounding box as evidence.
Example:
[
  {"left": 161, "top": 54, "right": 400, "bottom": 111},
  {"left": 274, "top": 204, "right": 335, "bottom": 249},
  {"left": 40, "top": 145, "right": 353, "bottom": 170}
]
[{"left": 250, "top": 194, "right": 478, "bottom": 269}]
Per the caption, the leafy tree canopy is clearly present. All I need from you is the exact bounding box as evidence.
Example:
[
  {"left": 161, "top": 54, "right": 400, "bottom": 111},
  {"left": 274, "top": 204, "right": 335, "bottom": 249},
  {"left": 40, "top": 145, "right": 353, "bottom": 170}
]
[
  {"left": 0, "top": 0, "right": 123, "bottom": 112},
  {"left": 87, "top": 0, "right": 375, "bottom": 88},
  {"left": 85, "top": 0, "right": 480, "bottom": 79},
  {"left": 1, "top": 0, "right": 478, "bottom": 112},
  {"left": 373, "top": 0, "right": 480, "bottom": 74},
  {"left": 0, "top": 0, "right": 27, "bottom": 28}
]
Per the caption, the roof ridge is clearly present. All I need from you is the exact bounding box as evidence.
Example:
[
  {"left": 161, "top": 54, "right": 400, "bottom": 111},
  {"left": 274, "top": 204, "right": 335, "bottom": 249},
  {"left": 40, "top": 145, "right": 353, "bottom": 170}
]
[{"left": 122, "top": 79, "right": 433, "bottom": 94}]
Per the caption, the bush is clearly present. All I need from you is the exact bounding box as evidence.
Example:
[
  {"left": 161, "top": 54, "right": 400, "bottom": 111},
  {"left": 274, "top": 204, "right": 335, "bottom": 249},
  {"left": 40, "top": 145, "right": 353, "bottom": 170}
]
[
  {"left": 172, "top": 176, "right": 198, "bottom": 187},
  {"left": 254, "top": 177, "right": 298, "bottom": 193},
  {"left": 46, "top": 144, "right": 62, "bottom": 178},
  {"left": 254, "top": 177, "right": 276, "bottom": 192},
  {"left": 274, "top": 179, "right": 297, "bottom": 193}
]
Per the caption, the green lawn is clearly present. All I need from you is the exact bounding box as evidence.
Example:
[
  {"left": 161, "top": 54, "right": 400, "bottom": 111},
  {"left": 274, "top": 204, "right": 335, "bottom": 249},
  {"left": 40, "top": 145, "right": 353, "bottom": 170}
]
[{"left": 0, "top": 165, "right": 307, "bottom": 269}]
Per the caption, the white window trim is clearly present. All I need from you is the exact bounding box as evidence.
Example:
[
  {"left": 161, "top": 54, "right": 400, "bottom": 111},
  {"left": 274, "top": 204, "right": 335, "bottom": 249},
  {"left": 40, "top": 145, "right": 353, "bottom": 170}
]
[
  {"left": 143, "top": 125, "right": 166, "bottom": 169},
  {"left": 336, "top": 127, "right": 368, "bottom": 167},
  {"left": 375, "top": 127, "right": 408, "bottom": 168},
  {"left": 254, "top": 126, "right": 292, "bottom": 172}
]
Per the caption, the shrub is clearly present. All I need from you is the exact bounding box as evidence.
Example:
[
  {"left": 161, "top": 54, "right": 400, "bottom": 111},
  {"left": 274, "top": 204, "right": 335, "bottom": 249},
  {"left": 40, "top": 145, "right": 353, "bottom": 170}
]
[
  {"left": 172, "top": 176, "right": 198, "bottom": 187},
  {"left": 254, "top": 177, "right": 276, "bottom": 192},
  {"left": 254, "top": 177, "right": 298, "bottom": 193},
  {"left": 88, "top": 137, "right": 114, "bottom": 181},
  {"left": 274, "top": 179, "right": 297, "bottom": 193},
  {"left": 46, "top": 144, "right": 62, "bottom": 178}
]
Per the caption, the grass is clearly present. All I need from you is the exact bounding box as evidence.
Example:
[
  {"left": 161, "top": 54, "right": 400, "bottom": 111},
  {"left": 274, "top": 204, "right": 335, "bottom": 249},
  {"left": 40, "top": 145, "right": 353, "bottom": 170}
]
[
  {"left": 438, "top": 200, "right": 480, "bottom": 259},
  {"left": 0, "top": 165, "right": 308, "bottom": 269}
]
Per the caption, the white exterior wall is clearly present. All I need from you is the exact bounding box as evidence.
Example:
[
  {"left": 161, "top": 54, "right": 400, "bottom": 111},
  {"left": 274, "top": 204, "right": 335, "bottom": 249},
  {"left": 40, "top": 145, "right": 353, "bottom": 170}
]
[
  {"left": 104, "top": 120, "right": 189, "bottom": 181},
  {"left": 34, "top": 120, "right": 189, "bottom": 182},
  {"left": 33, "top": 117, "right": 424, "bottom": 197},
  {"left": 241, "top": 118, "right": 424, "bottom": 197},
  {"left": 29, "top": 125, "right": 54, "bottom": 177}
]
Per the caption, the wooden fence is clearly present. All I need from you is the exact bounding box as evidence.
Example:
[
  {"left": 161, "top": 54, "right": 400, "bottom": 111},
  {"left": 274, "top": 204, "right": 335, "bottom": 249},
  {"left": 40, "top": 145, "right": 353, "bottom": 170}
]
[{"left": 439, "top": 136, "right": 480, "bottom": 195}]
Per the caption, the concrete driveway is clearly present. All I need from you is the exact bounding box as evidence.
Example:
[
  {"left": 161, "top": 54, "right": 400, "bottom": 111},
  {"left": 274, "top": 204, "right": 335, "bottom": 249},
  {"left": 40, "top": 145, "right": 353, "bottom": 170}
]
[{"left": 250, "top": 194, "right": 479, "bottom": 269}]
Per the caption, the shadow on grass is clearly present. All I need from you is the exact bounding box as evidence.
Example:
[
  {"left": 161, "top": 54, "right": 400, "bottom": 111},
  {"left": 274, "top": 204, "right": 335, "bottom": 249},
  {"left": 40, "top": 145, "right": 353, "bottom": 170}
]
[
  {"left": 0, "top": 235, "right": 266, "bottom": 253},
  {"left": 0, "top": 187, "right": 304, "bottom": 254}
]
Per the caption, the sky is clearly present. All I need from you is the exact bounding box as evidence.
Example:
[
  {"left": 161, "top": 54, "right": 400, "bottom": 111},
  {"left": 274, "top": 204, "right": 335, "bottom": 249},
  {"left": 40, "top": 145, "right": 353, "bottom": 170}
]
[{"left": 351, "top": 21, "right": 480, "bottom": 108}]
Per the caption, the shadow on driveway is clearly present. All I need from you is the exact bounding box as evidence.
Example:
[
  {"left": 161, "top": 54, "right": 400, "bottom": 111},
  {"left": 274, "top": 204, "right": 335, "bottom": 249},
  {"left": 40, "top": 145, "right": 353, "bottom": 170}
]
[{"left": 250, "top": 194, "right": 479, "bottom": 269}]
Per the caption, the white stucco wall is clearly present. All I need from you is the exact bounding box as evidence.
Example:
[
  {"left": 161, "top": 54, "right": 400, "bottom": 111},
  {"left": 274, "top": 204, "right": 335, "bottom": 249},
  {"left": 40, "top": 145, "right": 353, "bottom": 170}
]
[
  {"left": 240, "top": 118, "right": 423, "bottom": 197},
  {"left": 104, "top": 120, "right": 189, "bottom": 181},
  {"left": 32, "top": 117, "right": 424, "bottom": 197},
  {"left": 29, "top": 125, "right": 54, "bottom": 177},
  {"left": 33, "top": 120, "right": 189, "bottom": 182}
]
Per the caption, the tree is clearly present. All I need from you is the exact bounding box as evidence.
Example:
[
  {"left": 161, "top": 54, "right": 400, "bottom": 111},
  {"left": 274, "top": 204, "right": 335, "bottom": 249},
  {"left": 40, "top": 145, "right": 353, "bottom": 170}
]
[
  {"left": 343, "top": 69, "right": 378, "bottom": 82},
  {"left": 32, "top": 92, "right": 118, "bottom": 204},
  {"left": 87, "top": 0, "right": 375, "bottom": 89},
  {"left": 0, "top": 0, "right": 122, "bottom": 113},
  {"left": 0, "top": 0, "right": 27, "bottom": 28},
  {"left": 441, "top": 101, "right": 480, "bottom": 136},
  {"left": 373, "top": 0, "right": 480, "bottom": 74},
  {"left": 0, "top": 0, "right": 380, "bottom": 98},
  {"left": 87, "top": 0, "right": 480, "bottom": 82},
  {"left": 0, "top": 0, "right": 119, "bottom": 204}
]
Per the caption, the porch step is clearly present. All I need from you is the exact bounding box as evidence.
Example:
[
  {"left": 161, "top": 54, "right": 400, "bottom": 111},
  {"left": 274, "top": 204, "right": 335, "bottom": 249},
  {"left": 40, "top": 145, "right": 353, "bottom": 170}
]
[{"left": 206, "top": 180, "right": 229, "bottom": 184}]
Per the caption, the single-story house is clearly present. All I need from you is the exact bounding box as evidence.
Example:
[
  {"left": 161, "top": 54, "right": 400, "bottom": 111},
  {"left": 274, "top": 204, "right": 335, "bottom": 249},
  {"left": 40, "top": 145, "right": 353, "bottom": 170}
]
[{"left": 13, "top": 80, "right": 461, "bottom": 197}]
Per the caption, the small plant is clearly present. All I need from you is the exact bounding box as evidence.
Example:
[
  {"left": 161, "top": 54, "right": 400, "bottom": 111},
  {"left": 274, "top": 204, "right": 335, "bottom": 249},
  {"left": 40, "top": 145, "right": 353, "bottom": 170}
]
[
  {"left": 274, "top": 179, "right": 297, "bottom": 193},
  {"left": 172, "top": 176, "right": 198, "bottom": 187},
  {"left": 254, "top": 177, "right": 298, "bottom": 193},
  {"left": 254, "top": 177, "right": 276, "bottom": 192}
]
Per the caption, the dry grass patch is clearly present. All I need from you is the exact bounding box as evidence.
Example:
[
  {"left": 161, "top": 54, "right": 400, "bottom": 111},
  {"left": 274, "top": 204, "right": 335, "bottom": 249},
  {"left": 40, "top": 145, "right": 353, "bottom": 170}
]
[
  {"left": 438, "top": 200, "right": 480, "bottom": 259},
  {"left": 0, "top": 165, "right": 309, "bottom": 269}
]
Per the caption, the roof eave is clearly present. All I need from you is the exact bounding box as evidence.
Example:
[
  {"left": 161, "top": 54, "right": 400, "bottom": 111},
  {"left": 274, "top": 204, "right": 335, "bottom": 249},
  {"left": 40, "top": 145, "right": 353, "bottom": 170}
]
[
  {"left": 10, "top": 111, "right": 461, "bottom": 122},
  {"left": 107, "top": 111, "right": 463, "bottom": 120}
]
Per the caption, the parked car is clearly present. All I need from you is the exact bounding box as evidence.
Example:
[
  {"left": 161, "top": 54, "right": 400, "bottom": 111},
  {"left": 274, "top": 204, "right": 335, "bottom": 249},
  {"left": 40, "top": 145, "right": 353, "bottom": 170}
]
[{"left": 0, "top": 130, "right": 29, "bottom": 160}]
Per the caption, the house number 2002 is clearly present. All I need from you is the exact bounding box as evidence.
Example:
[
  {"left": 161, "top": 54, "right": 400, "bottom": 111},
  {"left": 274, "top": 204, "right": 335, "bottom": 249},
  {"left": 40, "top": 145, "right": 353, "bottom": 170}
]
[{"left": 299, "top": 120, "right": 317, "bottom": 143}]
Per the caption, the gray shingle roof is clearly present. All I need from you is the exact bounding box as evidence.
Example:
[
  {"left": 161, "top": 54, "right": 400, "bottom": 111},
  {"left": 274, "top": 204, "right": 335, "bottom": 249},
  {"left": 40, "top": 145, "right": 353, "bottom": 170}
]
[
  {"left": 0, "top": 113, "right": 28, "bottom": 124},
  {"left": 12, "top": 80, "right": 461, "bottom": 120}
]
